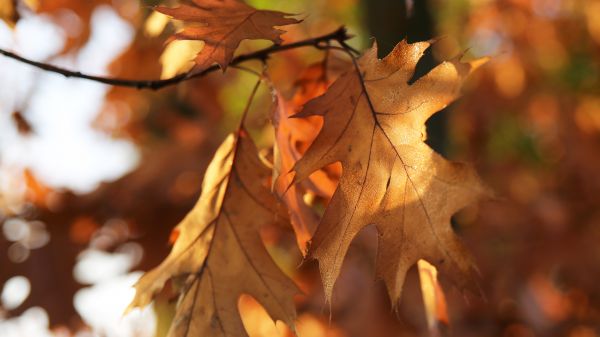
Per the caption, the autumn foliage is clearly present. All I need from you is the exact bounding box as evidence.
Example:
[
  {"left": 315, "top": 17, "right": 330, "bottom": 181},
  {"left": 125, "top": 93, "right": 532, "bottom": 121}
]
[
  {"left": 2, "top": 1, "right": 600, "bottom": 337},
  {"left": 126, "top": 2, "right": 489, "bottom": 336}
]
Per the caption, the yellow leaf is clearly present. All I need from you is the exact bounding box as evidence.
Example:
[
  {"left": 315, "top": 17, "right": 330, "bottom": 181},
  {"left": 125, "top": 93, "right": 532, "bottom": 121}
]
[
  {"left": 160, "top": 40, "right": 204, "bottom": 79},
  {"left": 144, "top": 11, "right": 170, "bottom": 37}
]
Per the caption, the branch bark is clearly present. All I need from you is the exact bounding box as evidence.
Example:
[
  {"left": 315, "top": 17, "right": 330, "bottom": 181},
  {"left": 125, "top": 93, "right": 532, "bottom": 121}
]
[{"left": 0, "top": 26, "right": 351, "bottom": 90}]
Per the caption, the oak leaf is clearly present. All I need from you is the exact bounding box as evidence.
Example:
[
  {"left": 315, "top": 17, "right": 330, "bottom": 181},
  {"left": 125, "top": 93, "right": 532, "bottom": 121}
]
[
  {"left": 156, "top": 0, "right": 299, "bottom": 71},
  {"left": 272, "top": 62, "right": 337, "bottom": 254},
  {"left": 128, "top": 131, "right": 299, "bottom": 337},
  {"left": 291, "top": 40, "right": 490, "bottom": 304}
]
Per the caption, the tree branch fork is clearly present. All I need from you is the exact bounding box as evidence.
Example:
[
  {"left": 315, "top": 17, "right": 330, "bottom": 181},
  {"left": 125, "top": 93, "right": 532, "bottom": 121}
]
[{"left": 0, "top": 26, "right": 352, "bottom": 90}]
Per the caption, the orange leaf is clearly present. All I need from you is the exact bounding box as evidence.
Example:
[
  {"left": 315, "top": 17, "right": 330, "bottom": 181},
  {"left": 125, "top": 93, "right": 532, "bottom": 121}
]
[{"left": 157, "top": 0, "right": 299, "bottom": 71}]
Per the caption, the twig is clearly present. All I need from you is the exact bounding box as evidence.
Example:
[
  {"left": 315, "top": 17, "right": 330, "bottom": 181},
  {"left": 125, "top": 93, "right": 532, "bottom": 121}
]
[
  {"left": 339, "top": 40, "right": 361, "bottom": 56},
  {"left": 0, "top": 26, "right": 352, "bottom": 91}
]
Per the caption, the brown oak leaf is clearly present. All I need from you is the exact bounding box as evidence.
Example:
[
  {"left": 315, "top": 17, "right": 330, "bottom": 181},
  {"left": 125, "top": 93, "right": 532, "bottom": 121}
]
[
  {"left": 291, "top": 40, "right": 490, "bottom": 304},
  {"left": 128, "top": 131, "right": 299, "bottom": 337},
  {"left": 157, "top": 0, "right": 299, "bottom": 71}
]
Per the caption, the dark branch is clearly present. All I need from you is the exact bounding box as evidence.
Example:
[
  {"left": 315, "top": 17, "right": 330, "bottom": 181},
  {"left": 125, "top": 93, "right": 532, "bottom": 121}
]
[{"left": 0, "top": 26, "right": 352, "bottom": 91}]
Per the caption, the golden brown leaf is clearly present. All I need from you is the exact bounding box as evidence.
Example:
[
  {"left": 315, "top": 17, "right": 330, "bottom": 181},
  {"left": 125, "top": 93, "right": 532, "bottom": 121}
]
[
  {"left": 128, "top": 131, "right": 299, "bottom": 337},
  {"left": 292, "top": 40, "right": 490, "bottom": 304},
  {"left": 157, "top": 0, "right": 299, "bottom": 71}
]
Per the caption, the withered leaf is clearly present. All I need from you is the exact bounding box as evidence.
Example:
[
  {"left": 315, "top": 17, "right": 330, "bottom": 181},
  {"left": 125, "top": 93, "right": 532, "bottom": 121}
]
[
  {"left": 273, "top": 92, "right": 318, "bottom": 255},
  {"left": 292, "top": 40, "right": 490, "bottom": 304},
  {"left": 157, "top": 0, "right": 299, "bottom": 71},
  {"left": 272, "top": 63, "right": 335, "bottom": 254},
  {"left": 128, "top": 131, "right": 299, "bottom": 337}
]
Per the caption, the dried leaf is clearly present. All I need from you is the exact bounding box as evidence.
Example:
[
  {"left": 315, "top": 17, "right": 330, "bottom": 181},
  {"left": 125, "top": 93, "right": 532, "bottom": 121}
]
[
  {"left": 128, "top": 131, "right": 299, "bottom": 337},
  {"left": 273, "top": 93, "right": 318, "bottom": 254},
  {"left": 272, "top": 63, "right": 333, "bottom": 254},
  {"left": 292, "top": 40, "right": 490, "bottom": 304},
  {"left": 156, "top": 0, "right": 299, "bottom": 71}
]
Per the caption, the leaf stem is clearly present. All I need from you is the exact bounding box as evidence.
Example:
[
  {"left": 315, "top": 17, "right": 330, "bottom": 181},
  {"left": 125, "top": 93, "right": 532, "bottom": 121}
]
[
  {"left": 0, "top": 26, "right": 352, "bottom": 91},
  {"left": 238, "top": 78, "right": 263, "bottom": 130}
]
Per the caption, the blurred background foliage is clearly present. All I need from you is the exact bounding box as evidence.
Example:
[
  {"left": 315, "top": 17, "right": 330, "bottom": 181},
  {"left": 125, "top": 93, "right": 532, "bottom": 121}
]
[{"left": 1, "top": 0, "right": 600, "bottom": 337}]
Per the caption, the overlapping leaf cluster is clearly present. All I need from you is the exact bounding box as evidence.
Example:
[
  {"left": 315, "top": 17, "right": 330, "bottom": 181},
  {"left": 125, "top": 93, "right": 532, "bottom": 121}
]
[{"left": 127, "top": 1, "right": 489, "bottom": 336}]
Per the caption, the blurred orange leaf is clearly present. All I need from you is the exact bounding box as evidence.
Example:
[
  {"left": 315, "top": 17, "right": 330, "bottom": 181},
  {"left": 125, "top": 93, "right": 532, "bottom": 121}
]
[
  {"left": 417, "top": 259, "right": 449, "bottom": 334},
  {"left": 0, "top": 0, "right": 18, "bottom": 27},
  {"left": 272, "top": 62, "right": 333, "bottom": 254}
]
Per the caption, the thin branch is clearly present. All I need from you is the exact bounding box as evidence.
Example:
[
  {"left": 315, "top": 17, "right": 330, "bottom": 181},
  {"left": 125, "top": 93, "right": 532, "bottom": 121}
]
[
  {"left": 0, "top": 26, "right": 352, "bottom": 91},
  {"left": 339, "top": 40, "right": 361, "bottom": 56},
  {"left": 230, "top": 64, "right": 264, "bottom": 78}
]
